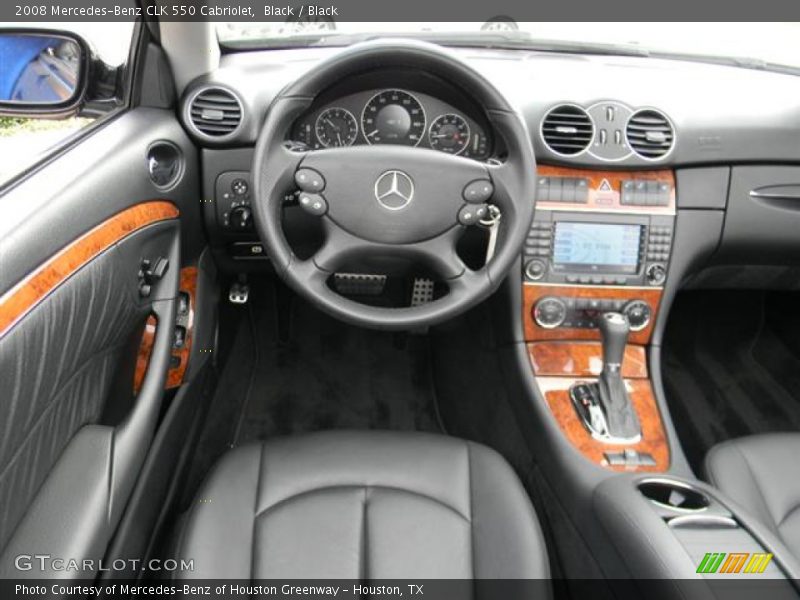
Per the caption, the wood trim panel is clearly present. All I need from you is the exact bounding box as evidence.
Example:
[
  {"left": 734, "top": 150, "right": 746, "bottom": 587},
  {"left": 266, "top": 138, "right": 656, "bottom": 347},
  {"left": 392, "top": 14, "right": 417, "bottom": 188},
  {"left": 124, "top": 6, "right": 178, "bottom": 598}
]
[
  {"left": 538, "top": 376, "right": 670, "bottom": 472},
  {"left": 0, "top": 201, "right": 179, "bottom": 338},
  {"left": 133, "top": 265, "right": 197, "bottom": 394},
  {"left": 133, "top": 316, "right": 158, "bottom": 393},
  {"left": 523, "top": 283, "right": 662, "bottom": 345},
  {"left": 528, "top": 341, "right": 648, "bottom": 379},
  {"left": 536, "top": 164, "right": 676, "bottom": 214}
]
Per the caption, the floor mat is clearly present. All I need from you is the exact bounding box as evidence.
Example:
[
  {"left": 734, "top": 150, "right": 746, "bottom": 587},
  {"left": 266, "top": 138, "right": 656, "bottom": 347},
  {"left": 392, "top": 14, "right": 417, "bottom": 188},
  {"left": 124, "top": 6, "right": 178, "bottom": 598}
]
[
  {"left": 233, "top": 281, "right": 441, "bottom": 443},
  {"left": 662, "top": 291, "right": 800, "bottom": 474}
]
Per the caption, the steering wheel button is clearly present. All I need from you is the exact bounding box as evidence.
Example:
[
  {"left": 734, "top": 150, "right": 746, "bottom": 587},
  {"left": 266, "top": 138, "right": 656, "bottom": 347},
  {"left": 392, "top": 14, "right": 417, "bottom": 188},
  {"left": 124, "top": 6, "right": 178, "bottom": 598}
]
[
  {"left": 298, "top": 193, "right": 327, "bottom": 216},
  {"left": 295, "top": 168, "right": 326, "bottom": 193},
  {"left": 459, "top": 203, "right": 488, "bottom": 226},
  {"left": 463, "top": 179, "right": 494, "bottom": 203}
]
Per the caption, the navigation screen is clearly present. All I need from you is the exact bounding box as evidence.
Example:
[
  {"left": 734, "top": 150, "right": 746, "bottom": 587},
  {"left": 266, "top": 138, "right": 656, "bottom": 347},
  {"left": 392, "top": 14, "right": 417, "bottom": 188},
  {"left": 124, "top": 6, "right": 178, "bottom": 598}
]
[{"left": 552, "top": 222, "right": 642, "bottom": 274}]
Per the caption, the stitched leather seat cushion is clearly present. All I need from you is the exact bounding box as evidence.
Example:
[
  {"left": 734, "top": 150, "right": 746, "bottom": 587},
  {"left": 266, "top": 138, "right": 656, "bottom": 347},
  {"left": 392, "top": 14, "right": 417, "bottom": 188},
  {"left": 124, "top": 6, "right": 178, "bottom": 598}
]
[
  {"left": 706, "top": 433, "right": 800, "bottom": 557},
  {"left": 177, "top": 430, "right": 549, "bottom": 580}
]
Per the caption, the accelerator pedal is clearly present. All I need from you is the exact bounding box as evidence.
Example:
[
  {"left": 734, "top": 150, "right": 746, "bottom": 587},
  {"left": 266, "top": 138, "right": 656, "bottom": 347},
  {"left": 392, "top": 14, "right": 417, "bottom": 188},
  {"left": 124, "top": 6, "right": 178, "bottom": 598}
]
[{"left": 411, "top": 278, "right": 435, "bottom": 306}]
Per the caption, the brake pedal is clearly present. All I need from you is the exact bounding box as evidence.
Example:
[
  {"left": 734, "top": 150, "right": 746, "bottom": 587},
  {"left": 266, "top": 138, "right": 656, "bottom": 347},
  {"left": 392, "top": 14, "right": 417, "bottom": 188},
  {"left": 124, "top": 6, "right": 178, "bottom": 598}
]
[
  {"left": 411, "top": 278, "right": 435, "bottom": 306},
  {"left": 229, "top": 282, "right": 250, "bottom": 304}
]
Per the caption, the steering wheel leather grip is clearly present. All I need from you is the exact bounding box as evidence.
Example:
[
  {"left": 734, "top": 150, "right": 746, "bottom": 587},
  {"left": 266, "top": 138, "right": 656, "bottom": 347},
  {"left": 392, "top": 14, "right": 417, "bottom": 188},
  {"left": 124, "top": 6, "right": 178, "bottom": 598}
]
[{"left": 252, "top": 39, "right": 536, "bottom": 330}]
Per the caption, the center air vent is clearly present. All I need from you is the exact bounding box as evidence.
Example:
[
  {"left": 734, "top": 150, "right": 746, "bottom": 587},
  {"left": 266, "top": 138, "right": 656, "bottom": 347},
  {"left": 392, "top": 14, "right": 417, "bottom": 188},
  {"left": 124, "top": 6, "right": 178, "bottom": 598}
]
[
  {"left": 626, "top": 109, "right": 674, "bottom": 160},
  {"left": 541, "top": 104, "right": 594, "bottom": 156},
  {"left": 187, "top": 86, "right": 243, "bottom": 139}
]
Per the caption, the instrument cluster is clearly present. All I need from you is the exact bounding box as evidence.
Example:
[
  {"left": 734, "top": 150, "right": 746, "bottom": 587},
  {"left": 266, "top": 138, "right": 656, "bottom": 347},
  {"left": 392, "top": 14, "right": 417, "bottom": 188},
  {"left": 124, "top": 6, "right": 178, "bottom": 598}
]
[{"left": 291, "top": 88, "right": 491, "bottom": 160}]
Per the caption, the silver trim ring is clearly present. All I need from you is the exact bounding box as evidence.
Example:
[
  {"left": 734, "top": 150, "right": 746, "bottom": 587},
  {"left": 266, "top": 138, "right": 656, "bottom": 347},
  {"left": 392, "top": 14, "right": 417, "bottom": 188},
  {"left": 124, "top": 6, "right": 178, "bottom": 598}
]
[
  {"left": 539, "top": 102, "right": 595, "bottom": 158},
  {"left": 625, "top": 107, "right": 676, "bottom": 162}
]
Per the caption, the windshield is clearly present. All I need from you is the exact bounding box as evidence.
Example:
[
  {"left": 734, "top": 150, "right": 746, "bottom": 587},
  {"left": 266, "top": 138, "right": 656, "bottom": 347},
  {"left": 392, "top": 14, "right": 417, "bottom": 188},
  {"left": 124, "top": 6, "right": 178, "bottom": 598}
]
[{"left": 217, "top": 22, "right": 800, "bottom": 71}]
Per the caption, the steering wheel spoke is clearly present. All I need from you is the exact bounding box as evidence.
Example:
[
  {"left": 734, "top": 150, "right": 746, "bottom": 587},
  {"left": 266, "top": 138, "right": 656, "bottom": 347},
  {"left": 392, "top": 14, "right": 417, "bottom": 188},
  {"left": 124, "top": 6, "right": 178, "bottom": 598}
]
[{"left": 486, "top": 160, "right": 518, "bottom": 212}]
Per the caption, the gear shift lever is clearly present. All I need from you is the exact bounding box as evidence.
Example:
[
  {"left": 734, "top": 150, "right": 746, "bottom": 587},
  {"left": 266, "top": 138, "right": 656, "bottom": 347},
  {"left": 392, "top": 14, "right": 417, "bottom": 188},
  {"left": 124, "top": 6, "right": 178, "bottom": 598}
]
[
  {"left": 599, "top": 312, "right": 629, "bottom": 374},
  {"left": 570, "top": 312, "right": 641, "bottom": 443}
]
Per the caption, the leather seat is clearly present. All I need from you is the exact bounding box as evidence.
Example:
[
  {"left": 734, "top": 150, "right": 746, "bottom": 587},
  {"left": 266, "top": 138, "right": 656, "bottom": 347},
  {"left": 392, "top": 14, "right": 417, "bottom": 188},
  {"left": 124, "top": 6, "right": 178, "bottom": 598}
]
[
  {"left": 177, "top": 430, "right": 549, "bottom": 579},
  {"left": 706, "top": 433, "right": 800, "bottom": 558}
]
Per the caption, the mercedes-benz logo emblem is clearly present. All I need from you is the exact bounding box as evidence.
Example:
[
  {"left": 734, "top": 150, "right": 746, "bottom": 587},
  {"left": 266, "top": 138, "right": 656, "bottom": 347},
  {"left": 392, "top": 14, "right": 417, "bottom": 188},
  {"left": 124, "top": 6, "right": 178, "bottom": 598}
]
[{"left": 374, "top": 170, "right": 414, "bottom": 210}]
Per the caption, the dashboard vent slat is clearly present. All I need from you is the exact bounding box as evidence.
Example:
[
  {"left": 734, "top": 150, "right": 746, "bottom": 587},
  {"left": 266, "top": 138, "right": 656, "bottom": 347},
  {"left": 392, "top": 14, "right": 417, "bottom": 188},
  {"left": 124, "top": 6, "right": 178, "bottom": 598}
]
[
  {"left": 626, "top": 109, "right": 674, "bottom": 160},
  {"left": 187, "top": 87, "right": 243, "bottom": 138},
  {"left": 541, "top": 105, "right": 594, "bottom": 156}
]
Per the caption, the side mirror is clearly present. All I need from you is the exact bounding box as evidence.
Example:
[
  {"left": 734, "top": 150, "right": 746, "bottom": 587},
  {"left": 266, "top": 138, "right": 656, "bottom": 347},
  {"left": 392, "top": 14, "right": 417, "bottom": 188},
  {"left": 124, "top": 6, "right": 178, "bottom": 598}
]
[{"left": 0, "top": 29, "right": 90, "bottom": 117}]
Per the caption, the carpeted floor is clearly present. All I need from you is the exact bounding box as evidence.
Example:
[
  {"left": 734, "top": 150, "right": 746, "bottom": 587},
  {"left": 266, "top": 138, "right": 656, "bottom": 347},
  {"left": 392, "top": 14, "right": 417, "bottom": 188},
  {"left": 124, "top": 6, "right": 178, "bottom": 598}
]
[{"left": 662, "top": 291, "right": 800, "bottom": 475}]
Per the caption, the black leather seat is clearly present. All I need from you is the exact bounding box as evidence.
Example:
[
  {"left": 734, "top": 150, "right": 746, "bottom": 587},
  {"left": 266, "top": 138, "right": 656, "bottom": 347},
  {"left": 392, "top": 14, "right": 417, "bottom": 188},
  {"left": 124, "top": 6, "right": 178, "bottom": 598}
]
[
  {"left": 177, "top": 430, "right": 550, "bottom": 579},
  {"left": 706, "top": 433, "right": 800, "bottom": 559}
]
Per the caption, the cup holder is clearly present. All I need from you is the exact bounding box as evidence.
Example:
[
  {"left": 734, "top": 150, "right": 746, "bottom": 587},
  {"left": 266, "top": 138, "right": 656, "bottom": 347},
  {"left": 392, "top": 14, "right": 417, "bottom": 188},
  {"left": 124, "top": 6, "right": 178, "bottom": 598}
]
[{"left": 638, "top": 479, "right": 710, "bottom": 512}]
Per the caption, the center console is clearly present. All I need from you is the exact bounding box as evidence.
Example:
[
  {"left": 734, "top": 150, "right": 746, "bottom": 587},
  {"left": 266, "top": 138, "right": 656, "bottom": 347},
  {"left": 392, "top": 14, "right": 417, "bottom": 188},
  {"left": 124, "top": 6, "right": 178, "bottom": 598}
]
[{"left": 525, "top": 165, "right": 676, "bottom": 472}]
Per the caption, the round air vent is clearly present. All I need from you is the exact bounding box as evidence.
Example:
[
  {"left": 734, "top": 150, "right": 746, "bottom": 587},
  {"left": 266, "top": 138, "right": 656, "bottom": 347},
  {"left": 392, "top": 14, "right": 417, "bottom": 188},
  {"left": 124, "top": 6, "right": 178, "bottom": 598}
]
[
  {"left": 540, "top": 104, "right": 594, "bottom": 156},
  {"left": 626, "top": 109, "right": 675, "bottom": 160},
  {"left": 186, "top": 86, "right": 243, "bottom": 139}
]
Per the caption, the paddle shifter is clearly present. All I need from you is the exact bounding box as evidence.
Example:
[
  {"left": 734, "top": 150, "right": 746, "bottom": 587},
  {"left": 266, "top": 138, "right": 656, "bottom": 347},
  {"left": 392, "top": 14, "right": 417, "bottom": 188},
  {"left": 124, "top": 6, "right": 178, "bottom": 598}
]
[{"left": 570, "top": 312, "right": 641, "bottom": 443}]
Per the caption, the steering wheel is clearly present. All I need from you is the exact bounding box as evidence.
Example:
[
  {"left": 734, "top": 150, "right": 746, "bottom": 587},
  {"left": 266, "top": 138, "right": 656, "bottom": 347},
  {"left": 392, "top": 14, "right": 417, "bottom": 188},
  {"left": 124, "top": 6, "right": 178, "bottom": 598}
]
[{"left": 252, "top": 39, "right": 535, "bottom": 330}]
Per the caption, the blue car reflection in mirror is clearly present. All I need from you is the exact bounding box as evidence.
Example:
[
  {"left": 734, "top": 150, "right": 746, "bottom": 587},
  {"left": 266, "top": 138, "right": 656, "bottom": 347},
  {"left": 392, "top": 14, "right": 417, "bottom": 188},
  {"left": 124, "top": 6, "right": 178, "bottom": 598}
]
[{"left": 0, "top": 34, "right": 80, "bottom": 104}]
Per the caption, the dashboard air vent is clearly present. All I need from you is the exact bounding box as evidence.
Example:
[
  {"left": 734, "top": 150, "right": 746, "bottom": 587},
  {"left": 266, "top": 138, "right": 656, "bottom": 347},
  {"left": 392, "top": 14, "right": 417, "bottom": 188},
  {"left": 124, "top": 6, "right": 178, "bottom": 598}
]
[
  {"left": 187, "top": 87, "right": 242, "bottom": 138},
  {"left": 541, "top": 105, "right": 594, "bottom": 156},
  {"left": 626, "top": 109, "right": 674, "bottom": 160}
]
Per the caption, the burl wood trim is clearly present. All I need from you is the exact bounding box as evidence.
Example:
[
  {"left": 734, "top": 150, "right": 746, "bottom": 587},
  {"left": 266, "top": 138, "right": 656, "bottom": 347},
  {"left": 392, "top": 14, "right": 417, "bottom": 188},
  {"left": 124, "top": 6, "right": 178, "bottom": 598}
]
[
  {"left": 536, "top": 164, "right": 676, "bottom": 214},
  {"left": 538, "top": 377, "right": 670, "bottom": 472},
  {"left": 529, "top": 342, "right": 648, "bottom": 379},
  {"left": 133, "top": 265, "right": 197, "bottom": 394},
  {"left": 523, "top": 283, "right": 662, "bottom": 345},
  {"left": 133, "top": 316, "right": 158, "bottom": 393},
  {"left": 0, "top": 201, "right": 179, "bottom": 338}
]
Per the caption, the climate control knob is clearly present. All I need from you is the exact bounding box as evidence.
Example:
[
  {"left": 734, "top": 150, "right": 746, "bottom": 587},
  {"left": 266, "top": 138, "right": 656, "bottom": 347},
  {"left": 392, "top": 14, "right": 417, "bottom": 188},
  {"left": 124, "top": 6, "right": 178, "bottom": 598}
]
[
  {"left": 622, "top": 300, "right": 652, "bottom": 332},
  {"left": 533, "top": 296, "right": 567, "bottom": 329}
]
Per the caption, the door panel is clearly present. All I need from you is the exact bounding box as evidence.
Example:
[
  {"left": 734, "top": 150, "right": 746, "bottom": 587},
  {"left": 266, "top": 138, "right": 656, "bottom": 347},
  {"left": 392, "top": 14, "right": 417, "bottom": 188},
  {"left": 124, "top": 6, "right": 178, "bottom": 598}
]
[{"left": 0, "top": 107, "right": 201, "bottom": 577}]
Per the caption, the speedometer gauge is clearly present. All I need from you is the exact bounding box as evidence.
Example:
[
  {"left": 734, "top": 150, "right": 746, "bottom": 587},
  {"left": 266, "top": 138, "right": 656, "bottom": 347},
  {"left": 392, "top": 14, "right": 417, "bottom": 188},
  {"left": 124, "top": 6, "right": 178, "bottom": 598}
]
[
  {"left": 429, "top": 114, "right": 470, "bottom": 155},
  {"left": 361, "top": 90, "right": 426, "bottom": 146},
  {"left": 315, "top": 107, "right": 358, "bottom": 147}
]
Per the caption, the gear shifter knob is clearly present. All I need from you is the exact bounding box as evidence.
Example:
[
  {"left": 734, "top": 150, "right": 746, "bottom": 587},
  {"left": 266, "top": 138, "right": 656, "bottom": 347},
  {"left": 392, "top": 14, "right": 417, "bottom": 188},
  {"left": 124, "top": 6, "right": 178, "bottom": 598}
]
[{"left": 598, "top": 312, "right": 630, "bottom": 372}]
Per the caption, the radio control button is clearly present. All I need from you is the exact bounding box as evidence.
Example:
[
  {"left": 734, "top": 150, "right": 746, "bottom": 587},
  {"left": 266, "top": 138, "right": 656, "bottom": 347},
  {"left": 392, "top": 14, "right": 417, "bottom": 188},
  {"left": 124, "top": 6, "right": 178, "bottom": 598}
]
[
  {"left": 646, "top": 263, "right": 667, "bottom": 286},
  {"left": 295, "top": 168, "right": 325, "bottom": 193},
  {"left": 524, "top": 259, "right": 547, "bottom": 281},
  {"left": 463, "top": 180, "right": 494, "bottom": 204}
]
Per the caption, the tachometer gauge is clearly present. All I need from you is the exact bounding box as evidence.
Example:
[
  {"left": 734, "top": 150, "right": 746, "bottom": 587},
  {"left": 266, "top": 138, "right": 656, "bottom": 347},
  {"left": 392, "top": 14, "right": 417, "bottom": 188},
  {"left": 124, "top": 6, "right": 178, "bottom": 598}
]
[
  {"left": 429, "top": 113, "right": 470, "bottom": 155},
  {"left": 315, "top": 107, "right": 358, "bottom": 147},
  {"left": 361, "top": 90, "right": 426, "bottom": 146}
]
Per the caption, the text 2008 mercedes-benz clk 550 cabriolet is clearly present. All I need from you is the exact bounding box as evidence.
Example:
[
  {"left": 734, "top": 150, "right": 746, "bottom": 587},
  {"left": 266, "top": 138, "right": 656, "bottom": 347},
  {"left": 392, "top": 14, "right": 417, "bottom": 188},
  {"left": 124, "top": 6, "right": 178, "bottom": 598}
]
[{"left": 2, "top": 13, "right": 800, "bottom": 600}]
